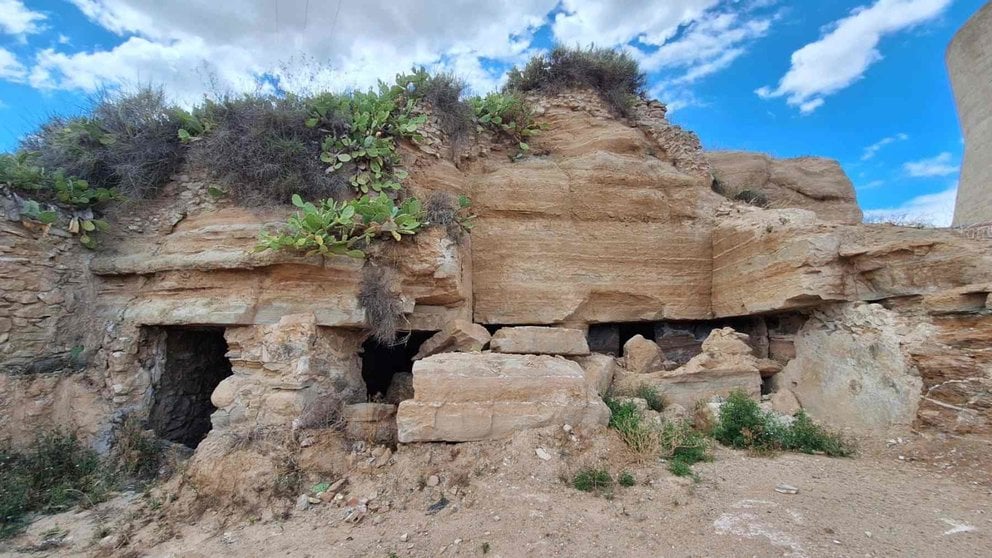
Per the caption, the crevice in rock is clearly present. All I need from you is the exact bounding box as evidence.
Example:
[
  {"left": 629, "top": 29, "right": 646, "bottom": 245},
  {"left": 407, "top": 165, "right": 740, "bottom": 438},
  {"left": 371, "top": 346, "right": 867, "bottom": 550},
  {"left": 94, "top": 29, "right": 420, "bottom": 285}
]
[{"left": 360, "top": 331, "right": 434, "bottom": 402}]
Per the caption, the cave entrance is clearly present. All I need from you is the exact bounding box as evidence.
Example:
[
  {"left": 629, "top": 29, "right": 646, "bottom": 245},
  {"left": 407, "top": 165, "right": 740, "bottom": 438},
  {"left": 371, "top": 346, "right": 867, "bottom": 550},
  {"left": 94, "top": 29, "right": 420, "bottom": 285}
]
[
  {"left": 360, "top": 332, "right": 434, "bottom": 402},
  {"left": 148, "top": 327, "right": 232, "bottom": 448}
]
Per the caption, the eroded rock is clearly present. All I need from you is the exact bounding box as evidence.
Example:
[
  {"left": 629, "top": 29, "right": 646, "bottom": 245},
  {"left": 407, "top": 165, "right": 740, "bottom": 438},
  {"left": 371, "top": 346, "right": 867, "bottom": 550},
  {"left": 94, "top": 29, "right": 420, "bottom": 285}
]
[
  {"left": 622, "top": 335, "right": 664, "bottom": 374},
  {"left": 413, "top": 320, "right": 491, "bottom": 360}
]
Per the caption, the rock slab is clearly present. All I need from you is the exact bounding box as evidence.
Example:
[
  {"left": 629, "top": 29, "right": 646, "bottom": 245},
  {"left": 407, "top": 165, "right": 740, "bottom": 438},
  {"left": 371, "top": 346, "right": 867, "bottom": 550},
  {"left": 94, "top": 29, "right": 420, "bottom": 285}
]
[
  {"left": 396, "top": 353, "right": 609, "bottom": 442},
  {"left": 490, "top": 326, "right": 590, "bottom": 356}
]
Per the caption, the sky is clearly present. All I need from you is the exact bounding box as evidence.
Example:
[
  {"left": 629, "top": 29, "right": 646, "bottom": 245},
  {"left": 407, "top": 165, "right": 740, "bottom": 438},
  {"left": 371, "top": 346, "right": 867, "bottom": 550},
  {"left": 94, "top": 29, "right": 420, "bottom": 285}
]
[{"left": 0, "top": 0, "right": 985, "bottom": 226}]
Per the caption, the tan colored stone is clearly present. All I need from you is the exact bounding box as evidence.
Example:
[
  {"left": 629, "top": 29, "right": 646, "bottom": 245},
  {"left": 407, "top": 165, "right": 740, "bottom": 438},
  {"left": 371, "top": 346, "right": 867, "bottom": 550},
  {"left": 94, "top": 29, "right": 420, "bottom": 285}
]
[
  {"left": 617, "top": 328, "right": 761, "bottom": 409},
  {"left": 622, "top": 335, "right": 663, "bottom": 374},
  {"left": 711, "top": 209, "right": 992, "bottom": 317},
  {"left": 777, "top": 303, "right": 924, "bottom": 431},
  {"left": 569, "top": 353, "right": 616, "bottom": 397},
  {"left": 707, "top": 151, "right": 863, "bottom": 224},
  {"left": 490, "top": 326, "right": 589, "bottom": 356},
  {"left": 413, "top": 320, "right": 491, "bottom": 360},
  {"left": 770, "top": 389, "right": 801, "bottom": 416},
  {"left": 396, "top": 352, "right": 608, "bottom": 442}
]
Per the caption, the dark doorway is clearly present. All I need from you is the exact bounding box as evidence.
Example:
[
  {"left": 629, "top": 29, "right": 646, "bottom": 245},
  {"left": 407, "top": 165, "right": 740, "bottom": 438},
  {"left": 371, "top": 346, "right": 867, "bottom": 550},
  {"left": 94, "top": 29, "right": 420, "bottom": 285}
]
[
  {"left": 360, "top": 332, "right": 433, "bottom": 400},
  {"left": 148, "top": 328, "right": 232, "bottom": 448}
]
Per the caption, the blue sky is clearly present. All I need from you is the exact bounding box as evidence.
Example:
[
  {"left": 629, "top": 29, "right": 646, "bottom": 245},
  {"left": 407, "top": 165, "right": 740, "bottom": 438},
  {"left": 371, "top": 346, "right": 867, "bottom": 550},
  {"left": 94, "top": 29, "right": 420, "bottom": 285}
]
[{"left": 0, "top": 0, "right": 985, "bottom": 224}]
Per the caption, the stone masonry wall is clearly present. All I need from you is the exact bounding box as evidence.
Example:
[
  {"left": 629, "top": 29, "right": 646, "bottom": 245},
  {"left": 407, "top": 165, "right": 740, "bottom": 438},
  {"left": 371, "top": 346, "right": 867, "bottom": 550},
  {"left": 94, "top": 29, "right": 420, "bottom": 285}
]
[{"left": 949, "top": 2, "right": 992, "bottom": 226}]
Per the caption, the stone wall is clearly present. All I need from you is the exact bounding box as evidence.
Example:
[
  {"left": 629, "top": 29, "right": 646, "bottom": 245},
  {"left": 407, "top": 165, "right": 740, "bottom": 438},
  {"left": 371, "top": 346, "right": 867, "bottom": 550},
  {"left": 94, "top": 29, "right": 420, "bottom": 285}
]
[{"left": 949, "top": 2, "right": 992, "bottom": 226}]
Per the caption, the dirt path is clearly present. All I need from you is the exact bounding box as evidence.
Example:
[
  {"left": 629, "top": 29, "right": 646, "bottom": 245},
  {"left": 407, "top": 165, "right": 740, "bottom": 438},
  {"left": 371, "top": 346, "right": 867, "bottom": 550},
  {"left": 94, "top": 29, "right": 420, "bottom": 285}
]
[{"left": 4, "top": 433, "right": 990, "bottom": 558}]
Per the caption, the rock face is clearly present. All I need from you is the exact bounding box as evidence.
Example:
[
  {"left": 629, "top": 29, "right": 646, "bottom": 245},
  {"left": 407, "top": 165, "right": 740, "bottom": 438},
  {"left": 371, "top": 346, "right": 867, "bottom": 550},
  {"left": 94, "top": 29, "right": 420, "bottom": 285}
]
[
  {"left": 570, "top": 353, "right": 616, "bottom": 397},
  {"left": 618, "top": 328, "right": 761, "bottom": 409},
  {"left": 711, "top": 208, "right": 992, "bottom": 317},
  {"left": 490, "top": 326, "right": 589, "bottom": 356},
  {"left": 707, "top": 151, "right": 863, "bottom": 224},
  {"left": 343, "top": 403, "right": 397, "bottom": 444},
  {"left": 467, "top": 90, "right": 713, "bottom": 325},
  {"left": 413, "top": 320, "right": 491, "bottom": 360},
  {"left": 777, "top": 303, "right": 924, "bottom": 431},
  {"left": 622, "top": 335, "right": 664, "bottom": 373},
  {"left": 396, "top": 353, "right": 609, "bottom": 442}
]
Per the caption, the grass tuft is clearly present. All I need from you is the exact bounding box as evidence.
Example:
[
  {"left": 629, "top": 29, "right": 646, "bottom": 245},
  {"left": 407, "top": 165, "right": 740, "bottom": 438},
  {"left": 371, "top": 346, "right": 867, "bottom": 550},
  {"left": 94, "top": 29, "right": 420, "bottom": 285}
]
[
  {"left": 357, "top": 264, "right": 404, "bottom": 344},
  {"left": 572, "top": 467, "right": 612, "bottom": 494},
  {"left": 617, "top": 471, "right": 635, "bottom": 487},
  {"left": 506, "top": 45, "right": 646, "bottom": 117}
]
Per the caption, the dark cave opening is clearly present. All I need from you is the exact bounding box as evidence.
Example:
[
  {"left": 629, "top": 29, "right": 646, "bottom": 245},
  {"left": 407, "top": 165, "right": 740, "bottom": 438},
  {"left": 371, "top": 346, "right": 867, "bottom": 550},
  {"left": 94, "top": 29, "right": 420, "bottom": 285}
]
[
  {"left": 147, "top": 327, "right": 232, "bottom": 448},
  {"left": 360, "top": 331, "right": 434, "bottom": 401}
]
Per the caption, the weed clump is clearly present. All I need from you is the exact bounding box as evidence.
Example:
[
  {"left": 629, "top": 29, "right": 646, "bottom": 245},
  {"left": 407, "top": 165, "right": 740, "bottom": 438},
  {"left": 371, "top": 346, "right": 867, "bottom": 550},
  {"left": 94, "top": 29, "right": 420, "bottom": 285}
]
[
  {"left": 572, "top": 467, "right": 612, "bottom": 493},
  {"left": 358, "top": 264, "right": 405, "bottom": 344},
  {"left": 713, "top": 390, "right": 853, "bottom": 456},
  {"left": 506, "top": 45, "right": 646, "bottom": 117},
  {"left": 605, "top": 398, "right": 657, "bottom": 455},
  {"left": 22, "top": 87, "right": 186, "bottom": 200},
  {"left": 0, "top": 431, "right": 108, "bottom": 539},
  {"left": 617, "top": 471, "right": 636, "bottom": 487},
  {"left": 402, "top": 69, "right": 474, "bottom": 142},
  {"left": 186, "top": 95, "right": 350, "bottom": 206},
  {"left": 733, "top": 189, "right": 770, "bottom": 208}
]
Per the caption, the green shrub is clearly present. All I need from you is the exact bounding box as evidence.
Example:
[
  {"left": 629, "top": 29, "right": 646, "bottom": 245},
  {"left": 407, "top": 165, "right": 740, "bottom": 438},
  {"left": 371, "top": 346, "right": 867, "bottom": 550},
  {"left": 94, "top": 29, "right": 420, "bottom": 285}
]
[
  {"left": 572, "top": 467, "right": 612, "bottom": 493},
  {"left": 667, "top": 459, "right": 694, "bottom": 478},
  {"left": 605, "top": 398, "right": 657, "bottom": 454},
  {"left": 256, "top": 193, "right": 424, "bottom": 259},
  {"left": 783, "top": 411, "right": 853, "bottom": 457},
  {"left": 617, "top": 471, "right": 635, "bottom": 487},
  {"left": 22, "top": 87, "right": 185, "bottom": 199},
  {"left": 506, "top": 45, "right": 645, "bottom": 117},
  {"left": 307, "top": 83, "right": 425, "bottom": 195},
  {"left": 107, "top": 416, "right": 163, "bottom": 480},
  {"left": 468, "top": 92, "right": 541, "bottom": 153},
  {"left": 634, "top": 384, "right": 665, "bottom": 412},
  {"left": 713, "top": 390, "right": 853, "bottom": 456},
  {"left": 660, "top": 420, "right": 710, "bottom": 466},
  {"left": 186, "top": 94, "right": 349, "bottom": 206},
  {"left": 0, "top": 431, "right": 109, "bottom": 539},
  {"left": 399, "top": 67, "right": 473, "bottom": 142}
]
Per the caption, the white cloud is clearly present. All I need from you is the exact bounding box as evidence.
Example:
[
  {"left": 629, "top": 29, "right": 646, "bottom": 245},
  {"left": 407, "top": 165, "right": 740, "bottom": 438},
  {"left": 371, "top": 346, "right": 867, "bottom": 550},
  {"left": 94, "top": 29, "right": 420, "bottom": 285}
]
[
  {"left": 552, "top": 0, "right": 720, "bottom": 48},
  {"left": 756, "top": 0, "right": 952, "bottom": 113},
  {"left": 863, "top": 185, "right": 957, "bottom": 227},
  {"left": 0, "top": 0, "right": 45, "bottom": 36},
  {"left": 903, "top": 152, "right": 959, "bottom": 177},
  {"left": 861, "top": 132, "right": 908, "bottom": 160},
  {"left": 28, "top": 0, "right": 557, "bottom": 103},
  {"left": 0, "top": 47, "right": 26, "bottom": 81},
  {"left": 20, "top": 1, "right": 776, "bottom": 109}
]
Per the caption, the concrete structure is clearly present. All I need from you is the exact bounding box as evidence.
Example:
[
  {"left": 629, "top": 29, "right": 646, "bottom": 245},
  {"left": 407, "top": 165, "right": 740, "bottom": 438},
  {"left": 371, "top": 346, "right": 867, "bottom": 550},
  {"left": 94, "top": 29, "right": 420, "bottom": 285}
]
[{"left": 949, "top": 2, "right": 992, "bottom": 226}]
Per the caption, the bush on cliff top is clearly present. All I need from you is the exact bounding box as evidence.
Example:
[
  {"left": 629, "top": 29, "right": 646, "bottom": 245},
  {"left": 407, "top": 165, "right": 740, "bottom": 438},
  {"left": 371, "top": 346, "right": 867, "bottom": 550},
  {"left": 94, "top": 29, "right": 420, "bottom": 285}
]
[
  {"left": 21, "top": 87, "right": 186, "bottom": 200},
  {"left": 506, "top": 44, "right": 646, "bottom": 117}
]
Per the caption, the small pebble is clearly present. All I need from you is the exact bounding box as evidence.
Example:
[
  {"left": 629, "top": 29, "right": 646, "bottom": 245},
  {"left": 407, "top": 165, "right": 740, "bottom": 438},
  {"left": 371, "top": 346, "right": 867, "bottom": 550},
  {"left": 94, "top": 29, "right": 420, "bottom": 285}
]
[{"left": 775, "top": 484, "right": 799, "bottom": 495}]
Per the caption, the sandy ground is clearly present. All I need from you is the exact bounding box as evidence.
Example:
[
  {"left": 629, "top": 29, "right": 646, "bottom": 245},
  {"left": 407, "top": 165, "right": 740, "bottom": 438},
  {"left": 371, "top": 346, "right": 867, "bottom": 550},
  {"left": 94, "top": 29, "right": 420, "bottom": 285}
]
[{"left": 3, "top": 429, "right": 990, "bottom": 558}]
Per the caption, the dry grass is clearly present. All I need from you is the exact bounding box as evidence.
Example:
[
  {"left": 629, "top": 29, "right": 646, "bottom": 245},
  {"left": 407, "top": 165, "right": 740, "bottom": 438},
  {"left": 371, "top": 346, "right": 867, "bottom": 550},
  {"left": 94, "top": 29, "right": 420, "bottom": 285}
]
[{"left": 357, "top": 264, "right": 405, "bottom": 344}]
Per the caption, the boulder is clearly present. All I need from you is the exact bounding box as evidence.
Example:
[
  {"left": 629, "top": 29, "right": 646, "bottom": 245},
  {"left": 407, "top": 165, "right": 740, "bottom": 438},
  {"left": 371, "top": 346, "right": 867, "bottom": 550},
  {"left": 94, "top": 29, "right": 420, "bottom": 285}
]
[
  {"left": 490, "top": 326, "right": 590, "bottom": 356},
  {"left": 706, "top": 151, "right": 863, "bottom": 224},
  {"left": 396, "top": 353, "right": 609, "bottom": 442},
  {"left": 770, "top": 389, "right": 801, "bottom": 416},
  {"left": 413, "top": 320, "right": 491, "bottom": 360},
  {"left": 622, "top": 335, "right": 664, "bottom": 373},
  {"left": 569, "top": 353, "right": 616, "bottom": 397},
  {"left": 777, "top": 303, "right": 924, "bottom": 431},
  {"left": 618, "top": 328, "right": 761, "bottom": 409}
]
